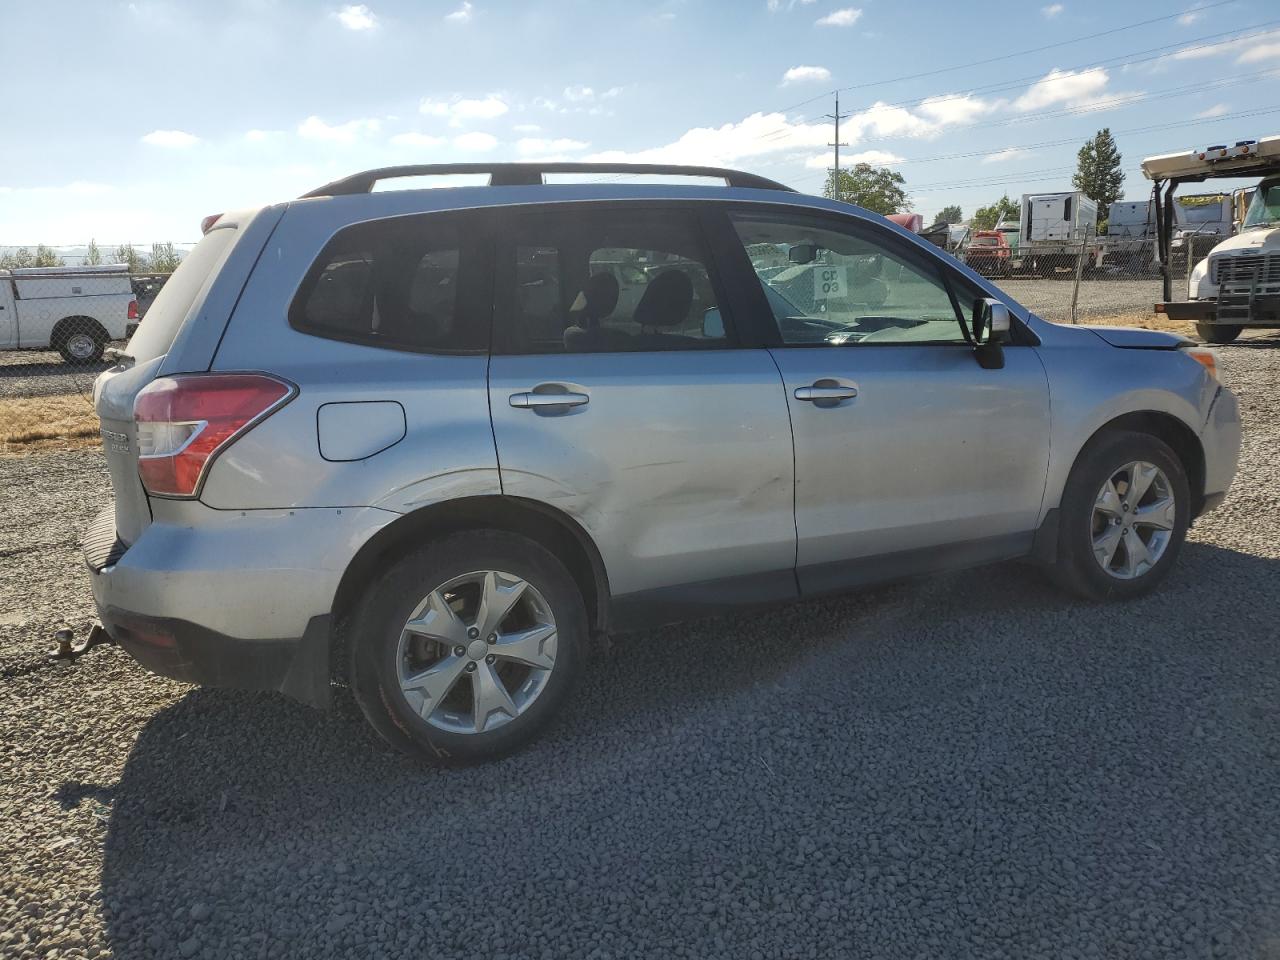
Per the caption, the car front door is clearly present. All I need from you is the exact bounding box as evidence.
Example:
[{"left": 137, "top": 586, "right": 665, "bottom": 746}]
[
  {"left": 722, "top": 208, "right": 1052, "bottom": 595},
  {"left": 487, "top": 204, "right": 797, "bottom": 623}
]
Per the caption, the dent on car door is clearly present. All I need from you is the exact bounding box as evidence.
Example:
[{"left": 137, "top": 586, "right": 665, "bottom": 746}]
[
  {"left": 721, "top": 208, "right": 1051, "bottom": 594},
  {"left": 486, "top": 204, "right": 797, "bottom": 616}
]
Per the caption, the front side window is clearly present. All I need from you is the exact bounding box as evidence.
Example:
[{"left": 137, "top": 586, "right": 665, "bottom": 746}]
[
  {"left": 291, "top": 214, "right": 484, "bottom": 353},
  {"left": 731, "top": 214, "right": 969, "bottom": 346},
  {"left": 496, "top": 209, "right": 728, "bottom": 354}
]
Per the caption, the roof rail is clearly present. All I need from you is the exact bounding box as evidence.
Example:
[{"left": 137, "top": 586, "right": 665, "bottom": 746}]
[{"left": 300, "top": 162, "right": 795, "bottom": 198}]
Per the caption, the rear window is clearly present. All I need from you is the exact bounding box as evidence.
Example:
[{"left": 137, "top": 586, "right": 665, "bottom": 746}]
[
  {"left": 291, "top": 214, "right": 485, "bottom": 353},
  {"left": 127, "top": 226, "right": 238, "bottom": 364}
]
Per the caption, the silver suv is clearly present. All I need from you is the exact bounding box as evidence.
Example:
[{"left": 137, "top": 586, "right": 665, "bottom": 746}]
[{"left": 87, "top": 163, "right": 1241, "bottom": 764}]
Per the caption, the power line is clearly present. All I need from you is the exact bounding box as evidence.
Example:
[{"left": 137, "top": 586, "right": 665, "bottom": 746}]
[{"left": 770, "top": 0, "right": 1245, "bottom": 116}]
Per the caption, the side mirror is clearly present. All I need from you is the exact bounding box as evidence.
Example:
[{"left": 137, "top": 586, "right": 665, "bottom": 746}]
[
  {"left": 788, "top": 243, "right": 818, "bottom": 265},
  {"left": 703, "top": 307, "right": 725, "bottom": 339},
  {"left": 971, "top": 298, "right": 1011, "bottom": 369}
]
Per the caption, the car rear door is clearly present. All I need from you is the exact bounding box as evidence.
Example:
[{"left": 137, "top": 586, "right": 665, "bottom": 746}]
[
  {"left": 486, "top": 203, "right": 797, "bottom": 619},
  {"left": 719, "top": 206, "right": 1051, "bottom": 595}
]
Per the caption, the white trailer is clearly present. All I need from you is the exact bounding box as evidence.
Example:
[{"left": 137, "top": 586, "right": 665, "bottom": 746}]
[
  {"left": 0, "top": 264, "right": 136, "bottom": 363},
  {"left": 1017, "top": 191, "right": 1099, "bottom": 277}
]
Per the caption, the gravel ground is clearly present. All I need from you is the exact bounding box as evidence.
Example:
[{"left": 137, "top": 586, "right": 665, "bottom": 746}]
[
  {"left": 2, "top": 336, "right": 1280, "bottom": 960},
  {"left": 0, "top": 349, "right": 109, "bottom": 401}
]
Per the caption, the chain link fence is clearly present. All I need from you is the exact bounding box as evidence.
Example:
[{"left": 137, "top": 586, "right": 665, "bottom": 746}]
[
  {"left": 961, "top": 235, "right": 1218, "bottom": 328},
  {"left": 0, "top": 266, "right": 172, "bottom": 455}
]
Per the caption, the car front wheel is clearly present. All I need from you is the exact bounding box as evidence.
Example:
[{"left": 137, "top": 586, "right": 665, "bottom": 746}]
[
  {"left": 349, "top": 531, "right": 586, "bottom": 764},
  {"left": 1051, "top": 430, "right": 1190, "bottom": 601}
]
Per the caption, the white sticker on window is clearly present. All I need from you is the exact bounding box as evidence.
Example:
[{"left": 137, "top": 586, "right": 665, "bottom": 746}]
[{"left": 813, "top": 266, "right": 846, "bottom": 300}]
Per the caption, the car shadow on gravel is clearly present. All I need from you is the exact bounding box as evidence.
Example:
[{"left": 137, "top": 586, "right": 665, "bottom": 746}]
[{"left": 94, "top": 543, "right": 1280, "bottom": 959}]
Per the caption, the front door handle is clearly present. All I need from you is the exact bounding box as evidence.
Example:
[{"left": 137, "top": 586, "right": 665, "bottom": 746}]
[
  {"left": 509, "top": 391, "right": 590, "bottom": 409},
  {"left": 794, "top": 383, "right": 858, "bottom": 402}
]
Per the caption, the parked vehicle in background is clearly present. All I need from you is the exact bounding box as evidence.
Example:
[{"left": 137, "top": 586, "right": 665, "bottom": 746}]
[
  {"left": 1173, "top": 193, "right": 1234, "bottom": 253},
  {"left": 919, "top": 222, "right": 970, "bottom": 257},
  {"left": 1147, "top": 136, "right": 1280, "bottom": 343},
  {"left": 886, "top": 213, "right": 924, "bottom": 233},
  {"left": 1018, "top": 191, "right": 1099, "bottom": 278},
  {"left": 995, "top": 220, "right": 1020, "bottom": 257},
  {"left": 1102, "top": 200, "right": 1158, "bottom": 273},
  {"left": 965, "top": 230, "right": 1012, "bottom": 277},
  {"left": 86, "top": 162, "right": 1239, "bottom": 764},
  {"left": 0, "top": 264, "right": 137, "bottom": 362}
]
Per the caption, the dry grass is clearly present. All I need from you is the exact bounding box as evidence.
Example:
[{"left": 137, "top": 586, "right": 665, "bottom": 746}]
[
  {"left": 1078, "top": 311, "right": 1197, "bottom": 335},
  {"left": 0, "top": 393, "right": 101, "bottom": 455}
]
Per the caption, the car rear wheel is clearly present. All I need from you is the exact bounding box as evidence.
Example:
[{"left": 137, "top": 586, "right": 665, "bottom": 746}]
[
  {"left": 349, "top": 530, "right": 586, "bottom": 764},
  {"left": 1050, "top": 430, "right": 1190, "bottom": 601},
  {"left": 1197, "top": 323, "right": 1242, "bottom": 345}
]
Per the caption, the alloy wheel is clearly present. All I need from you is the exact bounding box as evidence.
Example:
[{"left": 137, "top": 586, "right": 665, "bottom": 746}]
[
  {"left": 1091, "top": 461, "right": 1176, "bottom": 580},
  {"left": 395, "top": 570, "right": 558, "bottom": 734}
]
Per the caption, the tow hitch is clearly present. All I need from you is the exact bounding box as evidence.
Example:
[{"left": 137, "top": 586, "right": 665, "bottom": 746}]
[{"left": 51, "top": 622, "right": 114, "bottom": 661}]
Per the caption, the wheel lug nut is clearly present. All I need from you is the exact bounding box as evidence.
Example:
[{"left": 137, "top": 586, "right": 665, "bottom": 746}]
[
  {"left": 487, "top": 634, "right": 497, "bottom": 644},
  {"left": 453, "top": 645, "right": 466, "bottom": 657},
  {"left": 465, "top": 662, "right": 477, "bottom": 673},
  {"left": 467, "top": 627, "right": 479, "bottom": 639},
  {"left": 486, "top": 654, "right": 496, "bottom": 665}
]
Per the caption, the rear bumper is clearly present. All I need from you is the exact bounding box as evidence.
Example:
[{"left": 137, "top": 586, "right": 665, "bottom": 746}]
[
  {"left": 1157, "top": 296, "right": 1280, "bottom": 325},
  {"left": 83, "top": 501, "right": 397, "bottom": 706}
]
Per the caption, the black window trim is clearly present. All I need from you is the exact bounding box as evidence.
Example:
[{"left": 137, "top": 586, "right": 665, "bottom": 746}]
[
  {"left": 708, "top": 202, "right": 1036, "bottom": 349},
  {"left": 288, "top": 209, "right": 495, "bottom": 357},
  {"left": 488, "top": 199, "right": 746, "bottom": 357}
]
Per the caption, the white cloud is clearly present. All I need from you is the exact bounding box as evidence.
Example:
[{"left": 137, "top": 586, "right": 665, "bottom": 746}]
[
  {"left": 418, "top": 95, "right": 509, "bottom": 125},
  {"left": 816, "top": 7, "right": 861, "bottom": 26},
  {"left": 917, "top": 94, "right": 995, "bottom": 126},
  {"left": 243, "top": 129, "right": 281, "bottom": 142},
  {"left": 767, "top": 0, "right": 816, "bottom": 9},
  {"left": 782, "top": 65, "right": 831, "bottom": 85},
  {"left": 453, "top": 131, "right": 497, "bottom": 152},
  {"left": 444, "top": 1, "right": 472, "bottom": 22},
  {"left": 141, "top": 129, "right": 199, "bottom": 148},
  {"left": 982, "top": 147, "right": 1032, "bottom": 164},
  {"left": 1178, "top": 5, "right": 1204, "bottom": 25},
  {"left": 297, "top": 115, "right": 381, "bottom": 142},
  {"left": 1041, "top": 3, "right": 1063, "bottom": 16},
  {"left": 1171, "top": 28, "right": 1280, "bottom": 62},
  {"left": 513, "top": 123, "right": 542, "bottom": 133},
  {"left": 390, "top": 132, "right": 447, "bottom": 147},
  {"left": 1237, "top": 42, "right": 1280, "bottom": 64},
  {"left": 804, "top": 149, "right": 902, "bottom": 169},
  {"left": 1013, "top": 67, "right": 1109, "bottom": 111},
  {"left": 516, "top": 137, "right": 589, "bottom": 156},
  {"left": 1195, "top": 103, "right": 1230, "bottom": 119},
  {"left": 333, "top": 4, "right": 377, "bottom": 30},
  {"left": 564, "top": 86, "right": 594, "bottom": 102}
]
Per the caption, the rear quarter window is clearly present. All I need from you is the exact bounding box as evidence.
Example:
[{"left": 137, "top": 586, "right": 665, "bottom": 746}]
[{"left": 290, "top": 213, "right": 486, "bottom": 353}]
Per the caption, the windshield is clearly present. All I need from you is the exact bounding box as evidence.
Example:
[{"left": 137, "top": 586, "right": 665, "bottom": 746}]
[
  {"left": 1175, "top": 197, "right": 1229, "bottom": 224},
  {"left": 1243, "top": 179, "right": 1280, "bottom": 229},
  {"left": 971, "top": 237, "right": 998, "bottom": 246}
]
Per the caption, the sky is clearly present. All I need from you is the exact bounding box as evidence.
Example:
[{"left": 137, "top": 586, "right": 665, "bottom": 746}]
[{"left": 2, "top": 0, "right": 1279, "bottom": 244}]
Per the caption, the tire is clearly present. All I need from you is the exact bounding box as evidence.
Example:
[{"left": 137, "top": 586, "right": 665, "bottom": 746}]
[
  {"left": 1197, "top": 323, "right": 1242, "bottom": 345},
  {"left": 349, "top": 530, "right": 587, "bottom": 764},
  {"left": 1050, "top": 430, "right": 1190, "bottom": 602},
  {"left": 55, "top": 319, "right": 107, "bottom": 365}
]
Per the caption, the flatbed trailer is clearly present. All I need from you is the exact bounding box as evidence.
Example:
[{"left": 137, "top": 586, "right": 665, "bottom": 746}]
[{"left": 1143, "top": 136, "right": 1280, "bottom": 341}]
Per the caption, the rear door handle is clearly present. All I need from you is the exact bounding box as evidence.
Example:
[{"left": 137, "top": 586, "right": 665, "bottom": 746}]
[
  {"left": 509, "top": 391, "right": 590, "bottom": 409},
  {"left": 794, "top": 384, "right": 858, "bottom": 402}
]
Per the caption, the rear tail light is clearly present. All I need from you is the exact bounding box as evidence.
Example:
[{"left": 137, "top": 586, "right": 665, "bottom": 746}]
[
  {"left": 133, "top": 373, "right": 295, "bottom": 498},
  {"left": 127, "top": 299, "right": 139, "bottom": 320}
]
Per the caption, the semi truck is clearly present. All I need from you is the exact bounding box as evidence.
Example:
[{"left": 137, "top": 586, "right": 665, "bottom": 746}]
[
  {"left": 0, "top": 264, "right": 137, "bottom": 363},
  {"left": 1144, "top": 135, "right": 1280, "bottom": 343},
  {"left": 1017, "top": 191, "right": 1099, "bottom": 278}
]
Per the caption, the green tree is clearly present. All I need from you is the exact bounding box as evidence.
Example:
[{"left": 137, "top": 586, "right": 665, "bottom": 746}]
[
  {"left": 84, "top": 239, "right": 103, "bottom": 266},
  {"left": 1072, "top": 127, "right": 1125, "bottom": 223},
  {"left": 113, "top": 243, "right": 148, "bottom": 273},
  {"left": 149, "top": 242, "right": 182, "bottom": 274},
  {"left": 33, "top": 244, "right": 65, "bottom": 267},
  {"left": 0, "top": 247, "right": 34, "bottom": 269},
  {"left": 823, "top": 163, "right": 911, "bottom": 215},
  {"left": 972, "top": 195, "right": 1020, "bottom": 231},
  {"left": 937, "top": 204, "right": 963, "bottom": 225}
]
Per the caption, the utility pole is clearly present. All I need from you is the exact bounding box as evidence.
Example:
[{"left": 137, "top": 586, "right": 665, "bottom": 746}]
[{"left": 826, "top": 92, "right": 850, "bottom": 201}]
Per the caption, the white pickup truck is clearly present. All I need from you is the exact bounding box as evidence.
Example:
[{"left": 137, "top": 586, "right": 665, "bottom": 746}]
[{"left": 0, "top": 264, "right": 137, "bottom": 363}]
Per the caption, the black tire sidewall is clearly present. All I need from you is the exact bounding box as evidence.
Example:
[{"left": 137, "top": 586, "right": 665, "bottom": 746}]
[
  {"left": 1057, "top": 430, "right": 1191, "bottom": 601},
  {"left": 1196, "top": 324, "right": 1242, "bottom": 345},
  {"left": 350, "top": 531, "right": 586, "bottom": 765}
]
